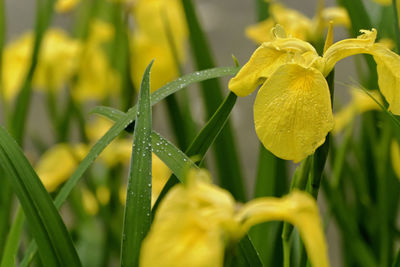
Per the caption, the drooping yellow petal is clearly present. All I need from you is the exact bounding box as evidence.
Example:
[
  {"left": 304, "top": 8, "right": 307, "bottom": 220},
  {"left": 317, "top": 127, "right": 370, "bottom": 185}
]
[
  {"left": 140, "top": 169, "right": 237, "bottom": 267},
  {"left": 391, "top": 140, "right": 400, "bottom": 181},
  {"left": 368, "top": 44, "right": 400, "bottom": 114},
  {"left": 323, "top": 29, "right": 377, "bottom": 75},
  {"left": 237, "top": 190, "right": 329, "bottom": 267},
  {"left": 228, "top": 37, "right": 318, "bottom": 97},
  {"left": 254, "top": 63, "right": 333, "bottom": 162},
  {"left": 36, "top": 143, "right": 88, "bottom": 192}
]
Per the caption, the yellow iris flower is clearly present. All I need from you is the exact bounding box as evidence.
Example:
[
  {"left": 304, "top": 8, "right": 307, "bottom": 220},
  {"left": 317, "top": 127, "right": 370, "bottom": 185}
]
[
  {"left": 229, "top": 26, "right": 400, "bottom": 162},
  {"left": 55, "top": 0, "right": 79, "bottom": 13},
  {"left": 140, "top": 169, "right": 329, "bottom": 267},
  {"left": 131, "top": 0, "right": 187, "bottom": 92},
  {"left": 246, "top": 1, "right": 350, "bottom": 44}
]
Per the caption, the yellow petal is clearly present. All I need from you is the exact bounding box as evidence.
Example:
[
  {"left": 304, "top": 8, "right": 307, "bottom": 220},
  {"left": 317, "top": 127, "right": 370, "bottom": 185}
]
[
  {"left": 96, "top": 185, "right": 111, "bottom": 205},
  {"left": 55, "top": 0, "right": 79, "bottom": 13},
  {"left": 140, "top": 169, "right": 237, "bottom": 267},
  {"left": 229, "top": 38, "right": 318, "bottom": 97},
  {"left": 391, "top": 140, "right": 400, "bottom": 181},
  {"left": 245, "top": 19, "right": 276, "bottom": 44},
  {"left": 36, "top": 143, "right": 88, "bottom": 192},
  {"left": 237, "top": 190, "right": 329, "bottom": 267},
  {"left": 254, "top": 63, "right": 333, "bottom": 162},
  {"left": 82, "top": 187, "right": 99, "bottom": 215},
  {"left": 323, "top": 29, "right": 377, "bottom": 75},
  {"left": 320, "top": 7, "right": 350, "bottom": 28},
  {"left": 131, "top": 33, "right": 179, "bottom": 92},
  {"left": 368, "top": 44, "right": 400, "bottom": 114}
]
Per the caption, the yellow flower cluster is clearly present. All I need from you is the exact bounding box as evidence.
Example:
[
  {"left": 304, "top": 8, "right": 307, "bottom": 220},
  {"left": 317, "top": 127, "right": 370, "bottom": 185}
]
[
  {"left": 141, "top": 169, "right": 329, "bottom": 267},
  {"left": 2, "top": 20, "right": 119, "bottom": 102},
  {"left": 229, "top": 26, "right": 400, "bottom": 162}
]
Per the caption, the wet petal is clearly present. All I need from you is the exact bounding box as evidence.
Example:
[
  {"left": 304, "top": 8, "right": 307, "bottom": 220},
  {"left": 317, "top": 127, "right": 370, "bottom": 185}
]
[
  {"left": 140, "top": 169, "right": 237, "bottom": 267},
  {"left": 254, "top": 63, "right": 333, "bottom": 162},
  {"left": 229, "top": 38, "right": 317, "bottom": 97},
  {"left": 369, "top": 44, "right": 400, "bottom": 114},
  {"left": 237, "top": 190, "right": 329, "bottom": 267},
  {"left": 323, "top": 29, "right": 377, "bottom": 75}
]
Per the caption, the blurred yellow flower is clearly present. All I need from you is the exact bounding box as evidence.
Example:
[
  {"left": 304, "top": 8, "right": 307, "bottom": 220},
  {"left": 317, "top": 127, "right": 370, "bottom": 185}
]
[
  {"left": 229, "top": 27, "right": 400, "bottom": 162},
  {"left": 373, "top": 0, "right": 391, "bottom": 5},
  {"left": 141, "top": 169, "right": 329, "bottom": 267},
  {"left": 55, "top": 0, "right": 79, "bottom": 13},
  {"left": 2, "top": 29, "right": 80, "bottom": 100},
  {"left": 72, "top": 20, "right": 120, "bottom": 101},
  {"left": 246, "top": 1, "right": 349, "bottom": 44},
  {"left": 131, "top": 0, "right": 187, "bottom": 92},
  {"left": 82, "top": 186, "right": 99, "bottom": 215},
  {"left": 333, "top": 88, "right": 382, "bottom": 134},
  {"left": 36, "top": 143, "right": 87, "bottom": 192}
]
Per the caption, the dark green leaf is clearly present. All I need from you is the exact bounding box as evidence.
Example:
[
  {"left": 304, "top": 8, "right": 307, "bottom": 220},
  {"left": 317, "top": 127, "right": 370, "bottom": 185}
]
[{"left": 0, "top": 126, "right": 82, "bottom": 267}]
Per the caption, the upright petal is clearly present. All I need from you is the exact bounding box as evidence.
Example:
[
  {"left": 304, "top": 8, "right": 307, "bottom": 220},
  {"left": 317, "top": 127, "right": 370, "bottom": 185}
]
[
  {"left": 323, "top": 29, "right": 377, "bottom": 75},
  {"left": 254, "top": 63, "right": 333, "bottom": 162},
  {"left": 229, "top": 38, "right": 317, "bottom": 97},
  {"left": 236, "top": 190, "right": 329, "bottom": 267}
]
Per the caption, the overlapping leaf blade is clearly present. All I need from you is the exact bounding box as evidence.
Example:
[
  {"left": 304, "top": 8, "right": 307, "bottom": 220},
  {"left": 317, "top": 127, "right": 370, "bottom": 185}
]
[{"left": 0, "top": 126, "right": 81, "bottom": 267}]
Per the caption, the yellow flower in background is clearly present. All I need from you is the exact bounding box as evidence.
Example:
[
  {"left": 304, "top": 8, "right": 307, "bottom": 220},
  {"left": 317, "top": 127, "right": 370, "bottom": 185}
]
[
  {"left": 151, "top": 153, "right": 172, "bottom": 204},
  {"left": 391, "top": 140, "right": 400, "bottom": 180},
  {"left": 246, "top": 1, "right": 349, "bottom": 44},
  {"left": 140, "top": 169, "right": 329, "bottom": 267},
  {"left": 81, "top": 186, "right": 100, "bottom": 215},
  {"left": 131, "top": 0, "right": 187, "bottom": 92},
  {"left": 333, "top": 88, "right": 382, "bottom": 134},
  {"left": 35, "top": 143, "right": 88, "bottom": 192},
  {"left": 229, "top": 26, "right": 400, "bottom": 162},
  {"left": 72, "top": 20, "right": 120, "bottom": 101},
  {"left": 2, "top": 29, "right": 80, "bottom": 100},
  {"left": 373, "top": 0, "right": 391, "bottom": 5},
  {"left": 55, "top": 0, "right": 79, "bottom": 13}
]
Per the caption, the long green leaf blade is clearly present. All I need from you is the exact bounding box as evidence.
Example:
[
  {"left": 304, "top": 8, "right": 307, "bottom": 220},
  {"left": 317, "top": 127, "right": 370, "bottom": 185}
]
[
  {"left": 0, "top": 126, "right": 82, "bottom": 267},
  {"left": 121, "top": 61, "right": 153, "bottom": 267}
]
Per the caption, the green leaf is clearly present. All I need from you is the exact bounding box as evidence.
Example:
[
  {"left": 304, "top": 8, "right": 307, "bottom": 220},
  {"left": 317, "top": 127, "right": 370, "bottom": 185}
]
[
  {"left": 152, "top": 131, "right": 198, "bottom": 180},
  {"left": 121, "top": 61, "right": 153, "bottom": 267},
  {"left": 11, "top": 0, "right": 55, "bottom": 144},
  {"left": 186, "top": 92, "right": 237, "bottom": 161},
  {"left": 21, "top": 66, "right": 239, "bottom": 264},
  {"left": 181, "top": 0, "right": 246, "bottom": 201},
  {"left": 0, "top": 208, "right": 24, "bottom": 267},
  {"left": 0, "top": 126, "right": 82, "bottom": 267}
]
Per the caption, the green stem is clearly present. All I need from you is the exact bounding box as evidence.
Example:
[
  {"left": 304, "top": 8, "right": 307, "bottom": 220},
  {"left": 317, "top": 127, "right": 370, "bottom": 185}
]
[
  {"left": 283, "top": 238, "right": 291, "bottom": 267},
  {"left": 392, "top": 0, "right": 400, "bottom": 53},
  {"left": 181, "top": 0, "right": 246, "bottom": 201}
]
